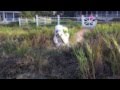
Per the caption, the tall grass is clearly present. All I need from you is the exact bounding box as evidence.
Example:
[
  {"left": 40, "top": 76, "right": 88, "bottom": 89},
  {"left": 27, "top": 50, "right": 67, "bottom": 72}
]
[
  {"left": 73, "top": 47, "right": 89, "bottom": 79},
  {"left": 73, "top": 23, "right": 120, "bottom": 79},
  {"left": 0, "top": 22, "right": 120, "bottom": 79}
]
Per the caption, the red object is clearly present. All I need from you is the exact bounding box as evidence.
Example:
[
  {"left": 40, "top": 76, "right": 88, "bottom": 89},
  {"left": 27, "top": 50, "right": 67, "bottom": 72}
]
[{"left": 89, "top": 15, "right": 94, "bottom": 20}]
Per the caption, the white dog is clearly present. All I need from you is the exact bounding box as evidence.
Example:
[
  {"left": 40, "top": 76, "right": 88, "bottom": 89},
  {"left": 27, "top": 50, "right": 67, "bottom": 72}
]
[
  {"left": 81, "top": 15, "right": 97, "bottom": 30},
  {"left": 53, "top": 25, "right": 70, "bottom": 47}
]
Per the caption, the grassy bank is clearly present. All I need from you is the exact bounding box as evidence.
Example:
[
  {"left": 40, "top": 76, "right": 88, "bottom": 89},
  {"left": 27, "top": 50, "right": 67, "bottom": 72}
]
[{"left": 0, "top": 23, "right": 120, "bottom": 79}]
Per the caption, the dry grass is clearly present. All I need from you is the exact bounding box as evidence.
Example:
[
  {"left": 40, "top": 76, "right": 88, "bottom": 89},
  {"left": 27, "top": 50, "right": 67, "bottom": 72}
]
[{"left": 0, "top": 23, "right": 120, "bottom": 79}]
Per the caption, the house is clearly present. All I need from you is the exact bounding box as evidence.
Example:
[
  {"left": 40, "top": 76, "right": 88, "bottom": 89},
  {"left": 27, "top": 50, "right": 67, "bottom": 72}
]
[
  {"left": 75, "top": 11, "right": 120, "bottom": 21},
  {"left": 0, "top": 11, "right": 21, "bottom": 24},
  {"left": 75, "top": 11, "right": 120, "bottom": 17}
]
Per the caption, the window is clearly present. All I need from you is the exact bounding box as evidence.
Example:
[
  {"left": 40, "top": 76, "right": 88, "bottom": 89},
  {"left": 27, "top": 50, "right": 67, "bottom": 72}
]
[
  {"left": 14, "top": 13, "right": 19, "bottom": 18},
  {"left": 101, "top": 11, "right": 106, "bottom": 17},
  {"left": 0, "top": 12, "right": 2, "bottom": 21},
  {"left": 97, "top": 11, "right": 102, "bottom": 17},
  {"left": 113, "top": 11, "right": 115, "bottom": 16},
  {"left": 108, "top": 11, "right": 116, "bottom": 17},
  {"left": 82, "top": 11, "right": 86, "bottom": 15},
  {"left": 108, "top": 11, "right": 112, "bottom": 14},
  {"left": 92, "top": 11, "right": 96, "bottom": 15},
  {"left": 88, "top": 11, "right": 91, "bottom": 15},
  {"left": 118, "top": 11, "right": 120, "bottom": 17},
  {"left": 6, "top": 13, "right": 13, "bottom": 21}
]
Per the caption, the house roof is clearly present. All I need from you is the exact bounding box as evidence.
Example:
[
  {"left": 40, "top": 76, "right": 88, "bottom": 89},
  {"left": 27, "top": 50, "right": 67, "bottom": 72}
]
[{"left": 0, "top": 11, "right": 21, "bottom": 13}]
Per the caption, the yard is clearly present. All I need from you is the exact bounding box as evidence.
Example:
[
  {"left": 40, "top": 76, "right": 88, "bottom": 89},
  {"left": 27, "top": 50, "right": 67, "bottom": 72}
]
[{"left": 0, "top": 22, "right": 120, "bottom": 79}]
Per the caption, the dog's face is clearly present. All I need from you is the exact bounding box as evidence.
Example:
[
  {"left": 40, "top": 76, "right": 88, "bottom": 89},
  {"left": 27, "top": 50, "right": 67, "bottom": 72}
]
[
  {"left": 55, "top": 25, "right": 64, "bottom": 36},
  {"left": 54, "top": 25, "right": 70, "bottom": 47},
  {"left": 55, "top": 29, "right": 63, "bottom": 37},
  {"left": 82, "top": 16, "right": 97, "bottom": 29}
]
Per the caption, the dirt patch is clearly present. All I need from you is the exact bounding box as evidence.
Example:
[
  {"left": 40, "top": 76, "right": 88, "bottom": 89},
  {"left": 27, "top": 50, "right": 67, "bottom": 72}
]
[{"left": 71, "top": 29, "right": 90, "bottom": 45}]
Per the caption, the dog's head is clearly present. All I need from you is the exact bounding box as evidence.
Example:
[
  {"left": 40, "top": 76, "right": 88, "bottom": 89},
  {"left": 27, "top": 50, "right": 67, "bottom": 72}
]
[
  {"left": 55, "top": 25, "right": 64, "bottom": 35},
  {"left": 82, "top": 16, "right": 97, "bottom": 29}
]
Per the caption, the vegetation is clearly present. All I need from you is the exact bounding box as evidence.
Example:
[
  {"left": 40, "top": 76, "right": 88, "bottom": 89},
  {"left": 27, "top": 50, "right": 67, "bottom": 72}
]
[
  {"left": 73, "top": 23, "right": 120, "bottom": 79},
  {"left": 0, "top": 22, "right": 120, "bottom": 79},
  {"left": 21, "top": 11, "right": 77, "bottom": 17}
]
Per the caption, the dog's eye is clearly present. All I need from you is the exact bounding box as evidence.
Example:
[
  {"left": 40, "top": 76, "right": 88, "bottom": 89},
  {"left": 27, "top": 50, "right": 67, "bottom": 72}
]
[
  {"left": 56, "top": 30, "right": 58, "bottom": 33},
  {"left": 85, "top": 22, "right": 89, "bottom": 25},
  {"left": 84, "top": 19, "right": 88, "bottom": 21},
  {"left": 92, "top": 19, "right": 95, "bottom": 21},
  {"left": 90, "top": 23, "right": 93, "bottom": 25}
]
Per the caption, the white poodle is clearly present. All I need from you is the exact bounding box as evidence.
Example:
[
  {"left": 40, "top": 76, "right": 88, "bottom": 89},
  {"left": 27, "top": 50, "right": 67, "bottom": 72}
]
[
  {"left": 53, "top": 25, "right": 70, "bottom": 47},
  {"left": 81, "top": 15, "right": 97, "bottom": 29}
]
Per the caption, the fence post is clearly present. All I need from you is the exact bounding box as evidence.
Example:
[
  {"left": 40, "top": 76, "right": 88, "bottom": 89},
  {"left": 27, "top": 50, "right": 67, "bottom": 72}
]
[
  {"left": 36, "top": 15, "right": 39, "bottom": 27},
  {"left": 44, "top": 17, "right": 47, "bottom": 25},
  {"left": 26, "top": 18, "right": 28, "bottom": 25},
  {"left": 57, "top": 15, "right": 60, "bottom": 25},
  {"left": 117, "top": 11, "right": 119, "bottom": 17},
  {"left": 81, "top": 15, "right": 84, "bottom": 26},
  {"left": 19, "top": 18, "right": 21, "bottom": 27}
]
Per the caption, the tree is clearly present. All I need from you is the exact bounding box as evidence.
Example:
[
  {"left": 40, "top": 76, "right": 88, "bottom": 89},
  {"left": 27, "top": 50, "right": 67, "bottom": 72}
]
[
  {"left": 21, "top": 11, "right": 76, "bottom": 17},
  {"left": 21, "top": 11, "right": 55, "bottom": 17},
  {"left": 21, "top": 11, "right": 34, "bottom": 18}
]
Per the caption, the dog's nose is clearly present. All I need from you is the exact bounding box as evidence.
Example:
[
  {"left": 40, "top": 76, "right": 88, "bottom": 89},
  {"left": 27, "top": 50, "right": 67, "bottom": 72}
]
[{"left": 56, "top": 30, "right": 58, "bottom": 33}]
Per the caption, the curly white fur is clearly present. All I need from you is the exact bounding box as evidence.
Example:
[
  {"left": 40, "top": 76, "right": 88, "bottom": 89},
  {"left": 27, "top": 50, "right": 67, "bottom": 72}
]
[
  {"left": 53, "top": 25, "right": 70, "bottom": 47},
  {"left": 81, "top": 15, "right": 97, "bottom": 29}
]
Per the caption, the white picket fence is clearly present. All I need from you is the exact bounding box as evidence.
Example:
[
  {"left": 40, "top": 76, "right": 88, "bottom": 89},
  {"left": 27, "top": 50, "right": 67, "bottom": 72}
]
[
  {"left": 19, "top": 15, "right": 53, "bottom": 27},
  {"left": 18, "top": 15, "right": 82, "bottom": 27},
  {"left": 19, "top": 14, "right": 119, "bottom": 27},
  {"left": 36, "top": 15, "right": 52, "bottom": 26},
  {"left": 19, "top": 17, "right": 36, "bottom": 27}
]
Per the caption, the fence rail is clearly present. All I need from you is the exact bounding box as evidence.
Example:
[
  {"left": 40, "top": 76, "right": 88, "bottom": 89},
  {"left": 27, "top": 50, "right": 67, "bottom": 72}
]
[{"left": 18, "top": 14, "right": 120, "bottom": 27}]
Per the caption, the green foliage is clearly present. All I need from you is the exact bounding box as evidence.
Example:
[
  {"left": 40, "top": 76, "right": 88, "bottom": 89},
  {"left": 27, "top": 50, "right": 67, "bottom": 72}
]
[
  {"left": 21, "top": 11, "right": 77, "bottom": 17},
  {"left": 73, "top": 23, "right": 120, "bottom": 78},
  {"left": 0, "top": 22, "right": 120, "bottom": 79},
  {"left": 73, "top": 47, "right": 89, "bottom": 79}
]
